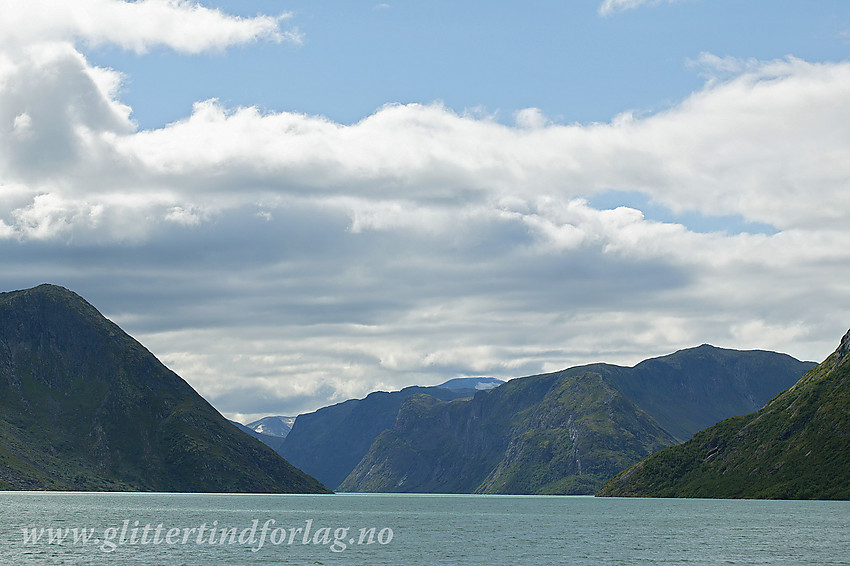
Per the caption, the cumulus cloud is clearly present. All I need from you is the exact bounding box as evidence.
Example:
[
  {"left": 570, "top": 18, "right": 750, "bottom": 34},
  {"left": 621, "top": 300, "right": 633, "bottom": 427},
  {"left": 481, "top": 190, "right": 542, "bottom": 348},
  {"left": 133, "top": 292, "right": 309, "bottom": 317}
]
[
  {"left": 0, "top": 0, "right": 300, "bottom": 53},
  {"left": 6, "top": 55, "right": 850, "bottom": 240},
  {"left": 2, "top": 2, "right": 849, "bottom": 417}
]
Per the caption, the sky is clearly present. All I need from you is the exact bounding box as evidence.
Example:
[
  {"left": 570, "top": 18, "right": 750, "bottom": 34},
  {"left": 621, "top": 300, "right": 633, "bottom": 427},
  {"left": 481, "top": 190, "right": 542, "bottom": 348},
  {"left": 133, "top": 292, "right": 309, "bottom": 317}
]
[{"left": 2, "top": 0, "right": 850, "bottom": 423}]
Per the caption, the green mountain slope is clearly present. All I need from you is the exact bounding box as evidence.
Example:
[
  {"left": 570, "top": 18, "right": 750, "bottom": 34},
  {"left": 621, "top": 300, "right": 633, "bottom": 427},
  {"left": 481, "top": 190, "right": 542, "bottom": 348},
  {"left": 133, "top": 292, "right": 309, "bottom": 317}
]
[
  {"left": 278, "top": 386, "right": 477, "bottom": 490},
  {"left": 335, "top": 345, "right": 812, "bottom": 495},
  {"left": 598, "top": 329, "right": 850, "bottom": 499},
  {"left": 289, "top": 345, "right": 810, "bottom": 494},
  {"left": 338, "top": 369, "right": 678, "bottom": 494},
  {"left": 600, "top": 345, "right": 816, "bottom": 441},
  {"left": 0, "top": 284, "right": 330, "bottom": 493}
]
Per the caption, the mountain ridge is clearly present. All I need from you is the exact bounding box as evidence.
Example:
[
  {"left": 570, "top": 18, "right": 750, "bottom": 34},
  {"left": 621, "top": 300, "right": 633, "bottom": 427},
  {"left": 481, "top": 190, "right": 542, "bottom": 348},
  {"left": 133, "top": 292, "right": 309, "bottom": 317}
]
[
  {"left": 0, "top": 284, "right": 330, "bottom": 493},
  {"left": 247, "top": 416, "right": 296, "bottom": 437},
  {"left": 278, "top": 385, "right": 479, "bottom": 490},
  {"left": 336, "top": 345, "right": 813, "bottom": 494},
  {"left": 597, "top": 328, "right": 850, "bottom": 499},
  {"left": 339, "top": 368, "right": 678, "bottom": 494}
]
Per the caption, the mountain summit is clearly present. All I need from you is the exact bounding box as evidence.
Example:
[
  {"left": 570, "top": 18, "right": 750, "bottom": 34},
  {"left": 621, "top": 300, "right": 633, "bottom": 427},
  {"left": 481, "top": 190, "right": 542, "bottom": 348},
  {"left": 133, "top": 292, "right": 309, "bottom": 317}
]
[
  {"left": 337, "top": 345, "right": 813, "bottom": 495},
  {"left": 598, "top": 328, "right": 850, "bottom": 499},
  {"left": 0, "top": 284, "right": 329, "bottom": 493}
]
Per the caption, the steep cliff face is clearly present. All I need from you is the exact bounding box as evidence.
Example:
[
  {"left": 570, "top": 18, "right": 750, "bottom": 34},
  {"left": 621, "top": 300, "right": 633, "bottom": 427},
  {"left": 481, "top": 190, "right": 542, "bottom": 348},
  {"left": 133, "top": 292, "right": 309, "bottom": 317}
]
[
  {"left": 338, "top": 370, "right": 677, "bottom": 495},
  {"left": 832, "top": 328, "right": 850, "bottom": 371},
  {"left": 0, "top": 284, "right": 330, "bottom": 493},
  {"left": 278, "top": 385, "right": 477, "bottom": 489},
  {"left": 337, "top": 344, "right": 813, "bottom": 495},
  {"left": 598, "top": 329, "right": 850, "bottom": 500},
  {"left": 603, "top": 345, "right": 817, "bottom": 441}
]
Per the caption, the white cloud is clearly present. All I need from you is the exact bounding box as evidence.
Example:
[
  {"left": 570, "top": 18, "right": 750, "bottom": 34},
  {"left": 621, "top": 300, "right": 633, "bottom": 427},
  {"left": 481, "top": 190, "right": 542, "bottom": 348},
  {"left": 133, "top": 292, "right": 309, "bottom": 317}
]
[
  {"left": 12, "top": 113, "right": 33, "bottom": 135},
  {"left": 9, "top": 55, "right": 840, "bottom": 238},
  {"left": 514, "top": 107, "right": 550, "bottom": 129},
  {"left": 0, "top": 42, "right": 133, "bottom": 182},
  {"left": 0, "top": 0, "right": 299, "bottom": 54},
  {"left": 686, "top": 52, "right": 761, "bottom": 82},
  {"left": 598, "top": 0, "right": 684, "bottom": 16},
  {"left": 2, "top": 2, "right": 849, "bottom": 415},
  {"left": 4, "top": 42, "right": 850, "bottom": 247}
]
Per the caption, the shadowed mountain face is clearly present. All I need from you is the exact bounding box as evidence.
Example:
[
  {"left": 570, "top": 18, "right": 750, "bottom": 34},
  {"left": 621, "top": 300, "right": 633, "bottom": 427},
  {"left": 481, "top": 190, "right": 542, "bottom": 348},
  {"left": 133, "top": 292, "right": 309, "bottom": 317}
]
[
  {"left": 338, "top": 369, "right": 678, "bottom": 495},
  {"left": 598, "top": 329, "right": 850, "bottom": 500},
  {"left": 336, "top": 346, "right": 813, "bottom": 495},
  {"left": 230, "top": 420, "right": 286, "bottom": 453},
  {"left": 585, "top": 345, "right": 817, "bottom": 441},
  {"left": 278, "top": 386, "right": 480, "bottom": 490},
  {"left": 0, "top": 284, "right": 330, "bottom": 493}
]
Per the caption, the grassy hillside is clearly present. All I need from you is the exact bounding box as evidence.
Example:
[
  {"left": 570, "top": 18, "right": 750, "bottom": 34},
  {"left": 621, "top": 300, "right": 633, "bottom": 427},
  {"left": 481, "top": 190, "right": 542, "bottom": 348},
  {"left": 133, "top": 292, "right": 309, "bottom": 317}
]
[
  {"left": 338, "top": 369, "right": 677, "bottom": 494},
  {"left": 0, "top": 284, "right": 330, "bottom": 493},
  {"left": 598, "top": 329, "right": 850, "bottom": 499}
]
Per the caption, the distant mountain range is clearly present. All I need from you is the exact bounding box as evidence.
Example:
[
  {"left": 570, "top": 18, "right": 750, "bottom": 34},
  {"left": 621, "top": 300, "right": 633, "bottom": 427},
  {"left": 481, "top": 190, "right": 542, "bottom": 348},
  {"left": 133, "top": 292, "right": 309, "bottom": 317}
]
[
  {"left": 575, "top": 345, "right": 815, "bottom": 442},
  {"left": 229, "top": 420, "right": 287, "bottom": 453},
  {"left": 436, "top": 377, "right": 504, "bottom": 391},
  {"left": 598, "top": 329, "right": 850, "bottom": 499},
  {"left": 278, "top": 385, "right": 482, "bottom": 490},
  {"left": 339, "top": 370, "right": 677, "bottom": 494},
  {"left": 337, "top": 346, "right": 813, "bottom": 494},
  {"left": 0, "top": 285, "right": 329, "bottom": 493},
  {"left": 247, "top": 416, "right": 296, "bottom": 437},
  {"left": 275, "top": 344, "right": 813, "bottom": 494},
  {"left": 3, "top": 283, "right": 834, "bottom": 498},
  {"left": 227, "top": 416, "right": 295, "bottom": 454}
]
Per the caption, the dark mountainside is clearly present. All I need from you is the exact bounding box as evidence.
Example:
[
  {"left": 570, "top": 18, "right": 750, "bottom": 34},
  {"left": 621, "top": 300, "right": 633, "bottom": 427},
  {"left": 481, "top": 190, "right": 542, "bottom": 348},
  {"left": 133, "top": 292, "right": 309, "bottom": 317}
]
[
  {"left": 278, "top": 386, "right": 480, "bottom": 490},
  {"left": 593, "top": 345, "right": 816, "bottom": 441},
  {"left": 230, "top": 420, "right": 286, "bottom": 453},
  {"left": 337, "top": 346, "right": 813, "bottom": 495},
  {"left": 0, "top": 284, "right": 329, "bottom": 493},
  {"left": 338, "top": 369, "right": 678, "bottom": 494},
  {"left": 598, "top": 329, "right": 850, "bottom": 500}
]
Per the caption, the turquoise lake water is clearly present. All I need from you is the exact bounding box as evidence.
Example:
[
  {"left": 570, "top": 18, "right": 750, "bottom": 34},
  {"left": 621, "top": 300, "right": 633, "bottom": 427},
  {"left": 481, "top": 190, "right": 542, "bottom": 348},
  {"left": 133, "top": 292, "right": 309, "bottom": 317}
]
[{"left": 1, "top": 492, "right": 848, "bottom": 565}]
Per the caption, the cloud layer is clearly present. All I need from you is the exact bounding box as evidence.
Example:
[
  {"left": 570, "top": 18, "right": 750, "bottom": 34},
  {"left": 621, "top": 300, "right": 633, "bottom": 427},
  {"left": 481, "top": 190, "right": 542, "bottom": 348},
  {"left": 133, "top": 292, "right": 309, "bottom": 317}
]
[
  {"left": 2, "top": 1, "right": 849, "bottom": 420},
  {"left": 0, "top": 0, "right": 298, "bottom": 53}
]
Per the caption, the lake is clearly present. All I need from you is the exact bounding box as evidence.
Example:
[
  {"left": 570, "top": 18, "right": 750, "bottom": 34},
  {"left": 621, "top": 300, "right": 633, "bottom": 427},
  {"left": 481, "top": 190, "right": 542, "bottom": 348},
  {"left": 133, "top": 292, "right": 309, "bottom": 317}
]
[{"left": 1, "top": 492, "right": 848, "bottom": 565}]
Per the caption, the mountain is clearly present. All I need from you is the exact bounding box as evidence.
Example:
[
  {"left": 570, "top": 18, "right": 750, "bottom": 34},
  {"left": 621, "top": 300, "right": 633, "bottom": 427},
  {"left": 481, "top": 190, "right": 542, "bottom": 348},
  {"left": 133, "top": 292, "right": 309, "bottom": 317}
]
[
  {"left": 228, "top": 416, "right": 295, "bottom": 453},
  {"left": 598, "top": 329, "right": 850, "bottom": 499},
  {"left": 594, "top": 345, "right": 816, "bottom": 441},
  {"left": 247, "top": 416, "right": 296, "bottom": 438},
  {"left": 338, "top": 369, "right": 678, "bottom": 494},
  {"left": 229, "top": 420, "right": 286, "bottom": 453},
  {"left": 337, "top": 346, "right": 813, "bottom": 495},
  {"left": 437, "top": 377, "right": 504, "bottom": 391},
  {"left": 278, "top": 385, "right": 481, "bottom": 490},
  {"left": 0, "top": 284, "right": 330, "bottom": 493}
]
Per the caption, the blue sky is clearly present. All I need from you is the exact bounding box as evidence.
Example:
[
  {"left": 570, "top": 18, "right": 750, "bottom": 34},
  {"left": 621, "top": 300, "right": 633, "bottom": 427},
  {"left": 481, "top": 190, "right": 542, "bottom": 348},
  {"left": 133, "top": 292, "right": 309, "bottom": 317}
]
[
  {"left": 2, "top": 0, "right": 850, "bottom": 421},
  {"left": 92, "top": 1, "right": 850, "bottom": 129}
]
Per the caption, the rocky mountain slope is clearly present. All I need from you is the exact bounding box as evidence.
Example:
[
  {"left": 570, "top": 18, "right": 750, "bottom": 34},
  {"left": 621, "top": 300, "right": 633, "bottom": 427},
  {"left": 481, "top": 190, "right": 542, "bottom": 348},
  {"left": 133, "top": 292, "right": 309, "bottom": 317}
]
[
  {"left": 229, "top": 420, "right": 286, "bottom": 453},
  {"left": 337, "top": 346, "right": 813, "bottom": 494},
  {"left": 339, "top": 369, "right": 677, "bottom": 494},
  {"left": 598, "top": 329, "right": 850, "bottom": 499},
  {"left": 595, "top": 345, "right": 815, "bottom": 441},
  {"left": 247, "top": 416, "right": 296, "bottom": 437},
  {"left": 278, "top": 385, "right": 480, "bottom": 489},
  {"left": 436, "top": 377, "right": 504, "bottom": 391},
  {"left": 0, "top": 284, "right": 330, "bottom": 493}
]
